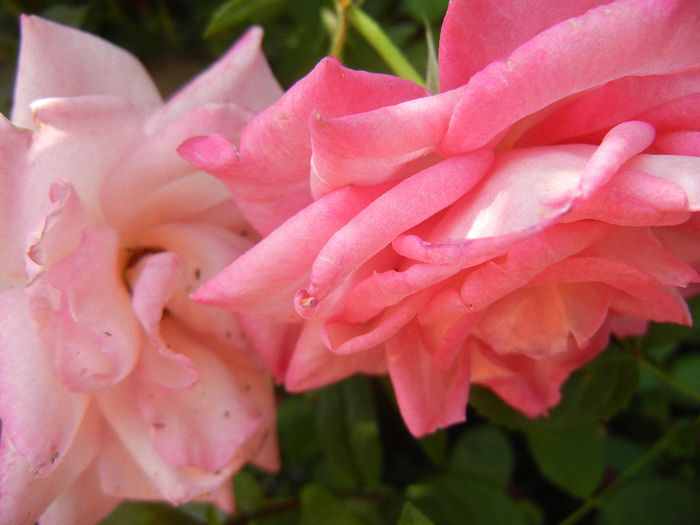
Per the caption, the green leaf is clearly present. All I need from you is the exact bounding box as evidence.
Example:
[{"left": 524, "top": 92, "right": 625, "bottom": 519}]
[
  {"left": 397, "top": 501, "right": 436, "bottom": 525},
  {"left": 278, "top": 395, "right": 320, "bottom": 465},
  {"left": 98, "top": 502, "right": 201, "bottom": 525},
  {"left": 179, "top": 502, "right": 225, "bottom": 525},
  {"left": 602, "top": 435, "right": 647, "bottom": 474},
  {"left": 418, "top": 430, "right": 448, "bottom": 467},
  {"left": 406, "top": 473, "right": 527, "bottom": 525},
  {"left": 470, "top": 344, "right": 638, "bottom": 432},
  {"left": 402, "top": 0, "right": 450, "bottom": 23},
  {"left": 232, "top": 469, "right": 265, "bottom": 513},
  {"left": 423, "top": 18, "right": 439, "bottom": 93},
  {"left": 316, "top": 375, "right": 382, "bottom": 488},
  {"left": 204, "top": 0, "right": 284, "bottom": 37},
  {"left": 515, "top": 499, "right": 545, "bottom": 525},
  {"left": 448, "top": 425, "right": 513, "bottom": 488},
  {"left": 526, "top": 425, "right": 604, "bottom": 499},
  {"left": 41, "top": 4, "right": 91, "bottom": 28},
  {"left": 597, "top": 478, "right": 700, "bottom": 525},
  {"left": 299, "top": 484, "right": 365, "bottom": 525},
  {"left": 669, "top": 353, "right": 700, "bottom": 405}
]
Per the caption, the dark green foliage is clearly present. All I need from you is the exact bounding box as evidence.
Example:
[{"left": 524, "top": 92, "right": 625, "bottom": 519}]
[
  {"left": 526, "top": 425, "right": 605, "bottom": 498},
  {"left": 469, "top": 344, "right": 639, "bottom": 432},
  {"left": 316, "top": 375, "right": 382, "bottom": 489},
  {"left": 448, "top": 425, "right": 513, "bottom": 488},
  {"left": 396, "top": 502, "right": 435, "bottom": 525},
  {"left": 597, "top": 478, "right": 700, "bottom": 525},
  {"left": 405, "top": 473, "right": 527, "bottom": 525}
]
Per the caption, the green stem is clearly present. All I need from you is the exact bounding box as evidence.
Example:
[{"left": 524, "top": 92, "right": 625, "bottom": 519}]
[
  {"left": 329, "top": 0, "right": 349, "bottom": 58},
  {"left": 345, "top": 4, "right": 425, "bottom": 87},
  {"left": 636, "top": 355, "right": 700, "bottom": 404},
  {"left": 559, "top": 417, "right": 697, "bottom": 525}
]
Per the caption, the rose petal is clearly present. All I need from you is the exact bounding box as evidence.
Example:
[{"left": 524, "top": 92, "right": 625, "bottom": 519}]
[
  {"left": 609, "top": 282, "right": 691, "bottom": 325},
  {"left": 441, "top": 0, "right": 700, "bottom": 154},
  {"left": 39, "top": 459, "right": 119, "bottom": 525},
  {"left": 587, "top": 227, "right": 698, "bottom": 286},
  {"left": 477, "top": 283, "right": 612, "bottom": 359},
  {"left": 42, "top": 227, "right": 141, "bottom": 391},
  {"left": 0, "top": 288, "right": 89, "bottom": 476},
  {"left": 576, "top": 121, "right": 656, "bottom": 199},
  {"left": 386, "top": 322, "right": 471, "bottom": 437},
  {"left": 181, "top": 57, "right": 428, "bottom": 234},
  {"left": 146, "top": 27, "right": 282, "bottom": 135},
  {"left": 0, "top": 404, "right": 100, "bottom": 524},
  {"left": 193, "top": 183, "right": 391, "bottom": 320},
  {"left": 460, "top": 221, "right": 612, "bottom": 312},
  {"left": 284, "top": 321, "right": 387, "bottom": 391},
  {"left": 637, "top": 91, "right": 700, "bottom": 132},
  {"left": 28, "top": 95, "right": 144, "bottom": 222},
  {"left": 295, "top": 151, "right": 493, "bottom": 318},
  {"left": 136, "top": 222, "right": 257, "bottom": 360},
  {"left": 439, "top": 0, "right": 607, "bottom": 91},
  {"left": 132, "top": 321, "right": 263, "bottom": 472},
  {"left": 628, "top": 153, "right": 700, "bottom": 209},
  {"left": 393, "top": 145, "right": 593, "bottom": 265},
  {"left": 322, "top": 287, "right": 435, "bottom": 355},
  {"left": 105, "top": 102, "right": 253, "bottom": 236},
  {"left": 237, "top": 314, "right": 300, "bottom": 383},
  {"left": 98, "top": 376, "right": 245, "bottom": 504},
  {"left": 564, "top": 164, "right": 692, "bottom": 226},
  {"left": 129, "top": 251, "right": 198, "bottom": 390},
  {"left": 12, "top": 15, "right": 161, "bottom": 130},
  {"left": 308, "top": 89, "right": 460, "bottom": 196},
  {"left": 655, "top": 131, "right": 700, "bottom": 157},
  {"left": 340, "top": 261, "right": 463, "bottom": 324},
  {"left": 518, "top": 71, "right": 700, "bottom": 146},
  {"left": 655, "top": 221, "right": 700, "bottom": 272},
  {"left": 0, "top": 116, "right": 32, "bottom": 288},
  {"left": 471, "top": 326, "right": 609, "bottom": 417}
]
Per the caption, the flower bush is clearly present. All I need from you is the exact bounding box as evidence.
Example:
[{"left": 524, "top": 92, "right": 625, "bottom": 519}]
[
  {"left": 182, "top": 0, "right": 700, "bottom": 436},
  {"left": 0, "top": 16, "right": 283, "bottom": 523}
]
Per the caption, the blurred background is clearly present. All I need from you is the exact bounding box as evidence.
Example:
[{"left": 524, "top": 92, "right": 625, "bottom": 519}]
[{"left": 0, "top": 0, "right": 448, "bottom": 113}]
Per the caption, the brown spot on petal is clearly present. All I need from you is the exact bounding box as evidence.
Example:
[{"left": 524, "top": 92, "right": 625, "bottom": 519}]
[
  {"left": 50, "top": 451, "right": 59, "bottom": 464},
  {"left": 152, "top": 422, "right": 166, "bottom": 429},
  {"left": 223, "top": 410, "right": 230, "bottom": 418},
  {"left": 194, "top": 268, "right": 201, "bottom": 280}
]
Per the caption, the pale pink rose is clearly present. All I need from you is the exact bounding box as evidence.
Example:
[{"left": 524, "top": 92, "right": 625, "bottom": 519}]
[
  {"left": 0, "top": 16, "right": 283, "bottom": 524},
  {"left": 182, "top": 0, "right": 700, "bottom": 436}
]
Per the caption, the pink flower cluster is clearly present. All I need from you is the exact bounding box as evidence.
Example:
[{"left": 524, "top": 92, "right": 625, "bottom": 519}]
[
  {"left": 1, "top": 0, "right": 699, "bottom": 522},
  {"left": 1, "top": 16, "right": 281, "bottom": 524},
  {"left": 182, "top": 0, "right": 700, "bottom": 436}
]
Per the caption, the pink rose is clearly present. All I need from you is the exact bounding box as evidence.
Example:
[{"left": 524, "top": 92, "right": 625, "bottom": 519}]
[
  {"left": 0, "top": 16, "right": 283, "bottom": 524},
  {"left": 182, "top": 0, "right": 700, "bottom": 436}
]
